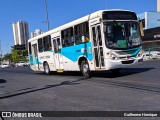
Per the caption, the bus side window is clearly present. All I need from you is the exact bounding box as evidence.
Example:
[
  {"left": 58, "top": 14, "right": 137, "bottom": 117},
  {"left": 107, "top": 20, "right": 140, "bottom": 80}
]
[
  {"left": 61, "top": 30, "right": 68, "bottom": 47},
  {"left": 38, "top": 38, "right": 43, "bottom": 53},
  {"left": 43, "top": 35, "right": 52, "bottom": 51},
  {"left": 83, "top": 22, "right": 90, "bottom": 42},
  {"left": 68, "top": 28, "right": 74, "bottom": 45},
  {"left": 61, "top": 27, "right": 74, "bottom": 47},
  {"left": 28, "top": 42, "right": 32, "bottom": 55},
  {"left": 74, "top": 22, "right": 90, "bottom": 44},
  {"left": 74, "top": 25, "right": 81, "bottom": 44}
]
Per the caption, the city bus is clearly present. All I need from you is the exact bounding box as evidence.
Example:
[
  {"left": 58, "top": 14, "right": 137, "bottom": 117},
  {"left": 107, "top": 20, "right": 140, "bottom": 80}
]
[{"left": 28, "top": 9, "right": 144, "bottom": 78}]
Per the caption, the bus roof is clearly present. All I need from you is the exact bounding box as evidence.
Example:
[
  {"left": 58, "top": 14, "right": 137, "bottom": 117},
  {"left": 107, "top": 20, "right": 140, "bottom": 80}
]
[{"left": 28, "top": 9, "right": 135, "bottom": 42}]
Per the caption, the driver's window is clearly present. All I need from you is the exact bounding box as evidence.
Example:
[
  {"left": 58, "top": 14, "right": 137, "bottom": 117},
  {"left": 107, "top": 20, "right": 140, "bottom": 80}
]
[
  {"left": 107, "top": 25, "right": 112, "bottom": 34},
  {"left": 106, "top": 25, "right": 114, "bottom": 46},
  {"left": 130, "top": 23, "right": 138, "bottom": 37}
]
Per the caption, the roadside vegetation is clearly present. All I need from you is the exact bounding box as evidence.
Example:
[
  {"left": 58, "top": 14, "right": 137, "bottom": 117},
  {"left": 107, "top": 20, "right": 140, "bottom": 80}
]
[{"left": 1, "top": 48, "right": 28, "bottom": 63}]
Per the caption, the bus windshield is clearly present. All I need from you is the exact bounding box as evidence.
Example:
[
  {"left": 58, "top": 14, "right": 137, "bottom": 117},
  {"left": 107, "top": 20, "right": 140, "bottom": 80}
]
[{"left": 104, "top": 21, "right": 141, "bottom": 49}]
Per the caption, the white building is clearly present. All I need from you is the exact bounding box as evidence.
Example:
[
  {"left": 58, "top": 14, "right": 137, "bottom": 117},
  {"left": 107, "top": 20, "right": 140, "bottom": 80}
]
[
  {"left": 138, "top": 0, "right": 160, "bottom": 50},
  {"left": 138, "top": 12, "right": 160, "bottom": 30},
  {"left": 138, "top": 0, "right": 160, "bottom": 30},
  {"left": 12, "top": 20, "right": 29, "bottom": 46},
  {"left": 31, "top": 29, "right": 43, "bottom": 38}
]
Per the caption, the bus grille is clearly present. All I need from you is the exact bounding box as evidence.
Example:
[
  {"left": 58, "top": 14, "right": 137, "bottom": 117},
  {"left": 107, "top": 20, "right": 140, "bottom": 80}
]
[{"left": 121, "top": 60, "right": 134, "bottom": 64}]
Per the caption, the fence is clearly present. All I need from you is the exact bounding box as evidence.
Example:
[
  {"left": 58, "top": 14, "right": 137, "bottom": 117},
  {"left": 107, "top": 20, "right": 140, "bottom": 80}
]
[{"left": 143, "top": 46, "right": 160, "bottom": 60}]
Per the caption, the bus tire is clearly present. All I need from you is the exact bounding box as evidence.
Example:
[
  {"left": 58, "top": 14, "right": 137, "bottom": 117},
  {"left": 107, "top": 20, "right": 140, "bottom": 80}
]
[
  {"left": 44, "top": 62, "right": 51, "bottom": 75},
  {"left": 80, "top": 60, "right": 91, "bottom": 78},
  {"left": 111, "top": 68, "right": 121, "bottom": 74}
]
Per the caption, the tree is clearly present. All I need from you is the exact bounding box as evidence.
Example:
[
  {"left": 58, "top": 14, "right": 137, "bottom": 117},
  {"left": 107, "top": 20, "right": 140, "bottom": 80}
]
[
  {"left": 11, "top": 48, "right": 28, "bottom": 63},
  {"left": 3, "top": 53, "right": 12, "bottom": 62}
]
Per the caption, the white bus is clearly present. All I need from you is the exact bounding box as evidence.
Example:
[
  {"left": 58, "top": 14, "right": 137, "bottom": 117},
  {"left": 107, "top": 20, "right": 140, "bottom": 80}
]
[{"left": 28, "top": 10, "right": 143, "bottom": 78}]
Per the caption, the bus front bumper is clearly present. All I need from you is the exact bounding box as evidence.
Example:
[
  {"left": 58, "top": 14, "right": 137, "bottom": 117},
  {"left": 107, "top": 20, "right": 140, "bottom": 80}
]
[{"left": 105, "top": 57, "right": 143, "bottom": 70}]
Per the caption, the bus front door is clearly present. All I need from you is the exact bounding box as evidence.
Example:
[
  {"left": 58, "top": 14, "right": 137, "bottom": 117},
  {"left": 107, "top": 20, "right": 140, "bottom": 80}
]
[
  {"left": 53, "top": 38, "right": 64, "bottom": 72},
  {"left": 91, "top": 25, "right": 105, "bottom": 69}
]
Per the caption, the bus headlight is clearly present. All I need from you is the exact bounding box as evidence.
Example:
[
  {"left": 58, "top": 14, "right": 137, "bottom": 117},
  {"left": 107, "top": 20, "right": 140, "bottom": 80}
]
[
  {"left": 111, "top": 54, "right": 119, "bottom": 60},
  {"left": 106, "top": 52, "right": 119, "bottom": 60}
]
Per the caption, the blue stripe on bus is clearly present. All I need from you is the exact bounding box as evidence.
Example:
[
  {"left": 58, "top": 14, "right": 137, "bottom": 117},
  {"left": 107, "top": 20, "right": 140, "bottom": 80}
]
[
  {"left": 61, "top": 42, "right": 93, "bottom": 61},
  {"left": 29, "top": 55, "right": 42, "bottom": 65},
  {"left": 49, "top": 50, "right": 54, "bottom": 52},
  {"left": 122, "top": 47, "right": 141, "bottom": 57}
]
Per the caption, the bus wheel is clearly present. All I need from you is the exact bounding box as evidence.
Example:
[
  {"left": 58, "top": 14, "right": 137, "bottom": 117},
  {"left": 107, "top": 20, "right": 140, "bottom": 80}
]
[
  {"left": 44, "top": 62, "right": 51, "bottom": 75},
  {"left": 111, "top": 68, "right": 121, "bottom": 74},
  {"left": 80, "top": 60, "right": 91, "bottom": 78}
]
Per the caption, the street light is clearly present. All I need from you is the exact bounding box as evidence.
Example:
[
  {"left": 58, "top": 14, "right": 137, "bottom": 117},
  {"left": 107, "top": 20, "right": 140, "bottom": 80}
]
[{"left": 44, "top": 0, "right": 50, "bottom": 31}]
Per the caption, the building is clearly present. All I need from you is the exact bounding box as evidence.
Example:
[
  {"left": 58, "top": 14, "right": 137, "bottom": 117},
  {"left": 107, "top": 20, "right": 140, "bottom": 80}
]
[
  {"left": 12, "top": 20, "right": 29, "bottom": 47},
  {"left": 137, "top": 0, "right": 160, "bottom": 50},
  {"left": 31, "top": 29, "right": 43, "bottom": 38},
  {"left": 138, "top": 12, "right": 160, "bottom": 49},
  {"left": 138, "top": 0, "right": 160, "bottom": 30},
  {"left": 138, "top": 12, "right": 160, "bottom": 30}
]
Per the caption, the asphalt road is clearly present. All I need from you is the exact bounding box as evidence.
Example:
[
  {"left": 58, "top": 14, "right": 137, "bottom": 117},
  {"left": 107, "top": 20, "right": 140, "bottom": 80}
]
[{"left": 0, "top": 60, "right": 160, "bottom": 120}]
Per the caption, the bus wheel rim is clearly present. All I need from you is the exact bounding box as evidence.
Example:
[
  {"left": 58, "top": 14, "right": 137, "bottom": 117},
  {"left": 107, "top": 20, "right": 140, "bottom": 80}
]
[{"left": 83, "top": 63, "right": 89, "bottom": 74}]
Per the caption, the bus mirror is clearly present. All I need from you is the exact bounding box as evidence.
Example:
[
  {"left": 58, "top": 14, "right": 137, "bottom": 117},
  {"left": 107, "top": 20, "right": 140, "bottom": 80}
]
[{"left": 139, "top": 21, "right": 144, "bottom": 37}]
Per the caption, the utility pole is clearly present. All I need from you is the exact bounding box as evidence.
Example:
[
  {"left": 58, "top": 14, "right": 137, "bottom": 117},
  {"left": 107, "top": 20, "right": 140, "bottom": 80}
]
[
  {"left": 44, "top": 0, "right": 50, "bottom": 31},
  {"left": 0, "top": 39, "right": 2, "bottom": 65}
]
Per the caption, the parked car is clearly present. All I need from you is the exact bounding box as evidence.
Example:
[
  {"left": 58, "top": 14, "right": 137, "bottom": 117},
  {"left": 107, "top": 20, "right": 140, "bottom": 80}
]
[
  {"left": 0, "top": 63, "right": 10, "bottom": 68},
  {"left": 15, "top": 61, "right": 28, "bottom": 67}
]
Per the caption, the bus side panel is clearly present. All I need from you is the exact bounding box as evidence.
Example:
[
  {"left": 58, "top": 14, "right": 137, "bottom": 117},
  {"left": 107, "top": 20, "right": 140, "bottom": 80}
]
[
  {"left": 60, "top": 42, "right": 93, "bottom": 71},
  {"left": 60, "top": 55, "right": 79, "bottom": 71},
  {"left": 37, "top": 50, "right": 56, "bottom": 71}
]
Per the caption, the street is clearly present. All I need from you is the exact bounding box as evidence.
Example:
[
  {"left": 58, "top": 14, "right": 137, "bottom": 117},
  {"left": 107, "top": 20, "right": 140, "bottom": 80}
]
[{"left": 0, "top": 60, "right": 160, "bottom": 120}]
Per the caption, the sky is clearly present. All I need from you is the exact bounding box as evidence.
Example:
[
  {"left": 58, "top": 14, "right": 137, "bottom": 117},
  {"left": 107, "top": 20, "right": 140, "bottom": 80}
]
[{"left": 0, "top": 0, "right": 157, "bottom": 55}]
